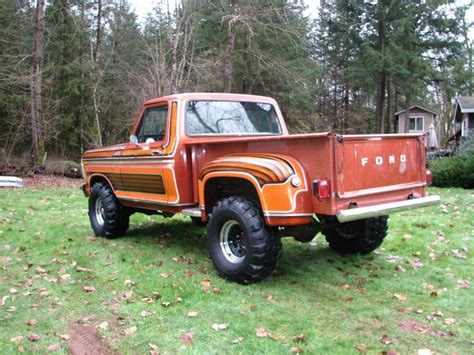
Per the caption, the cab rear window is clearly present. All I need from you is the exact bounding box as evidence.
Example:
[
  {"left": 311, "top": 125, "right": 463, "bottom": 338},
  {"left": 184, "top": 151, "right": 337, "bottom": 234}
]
[{"left": 186, "top": 100, "right": 281, "bottom": 135}]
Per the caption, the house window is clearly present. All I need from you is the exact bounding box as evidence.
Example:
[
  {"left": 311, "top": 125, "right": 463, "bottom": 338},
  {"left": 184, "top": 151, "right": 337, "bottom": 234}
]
[{"left": 409, "top": 116, "right": 424, "bottom": 132}]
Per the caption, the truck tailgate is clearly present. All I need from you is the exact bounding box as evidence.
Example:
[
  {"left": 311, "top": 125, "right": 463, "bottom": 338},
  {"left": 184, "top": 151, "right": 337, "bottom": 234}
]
[{"left": 334, "top": 134, "right": 427, "bottom": 201}]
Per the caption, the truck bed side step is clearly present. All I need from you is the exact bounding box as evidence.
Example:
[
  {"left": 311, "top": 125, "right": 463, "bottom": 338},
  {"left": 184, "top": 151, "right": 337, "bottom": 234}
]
[{"left": 182, "top": 208, "right": 202, "bottom": 217}]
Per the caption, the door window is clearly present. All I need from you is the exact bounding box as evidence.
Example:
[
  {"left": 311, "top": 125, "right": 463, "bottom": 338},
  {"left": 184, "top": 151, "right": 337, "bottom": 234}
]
[{"left": 136, "top": 106, "right": 168, "bottom": 143}]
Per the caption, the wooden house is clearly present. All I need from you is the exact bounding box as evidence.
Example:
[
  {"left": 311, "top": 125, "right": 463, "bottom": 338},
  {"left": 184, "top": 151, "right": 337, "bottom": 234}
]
[
  {"left": 394, "top": 105, "right": 438, "bottom": 134},
  {"left": 453, "top": 96, "right": 474, "bottom": 138}
]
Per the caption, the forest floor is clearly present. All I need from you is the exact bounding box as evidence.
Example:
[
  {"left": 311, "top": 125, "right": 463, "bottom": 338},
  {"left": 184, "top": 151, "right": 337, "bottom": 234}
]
[{"left": 0, "top": 182, "right": 472, "bottom": 354}]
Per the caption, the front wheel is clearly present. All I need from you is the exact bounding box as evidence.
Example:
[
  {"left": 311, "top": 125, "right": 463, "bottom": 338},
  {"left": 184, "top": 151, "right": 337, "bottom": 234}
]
[
  {"left": 88, "top": 182, "right": 129, "bottom": 238},
  {"left": 322, "top": 216, "right": 388, "bottom": 254},
  {"left": 207, "top": 196, "right": 282, "bottom": 284}
]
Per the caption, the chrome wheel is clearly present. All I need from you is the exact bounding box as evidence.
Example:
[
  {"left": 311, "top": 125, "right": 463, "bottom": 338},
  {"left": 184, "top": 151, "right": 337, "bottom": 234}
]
[
  {"left": 94, "top": 197, "right": 105, "bottom": 226},
  {"left": 219, "top": 220, "right": 246, "bottom": 264}
]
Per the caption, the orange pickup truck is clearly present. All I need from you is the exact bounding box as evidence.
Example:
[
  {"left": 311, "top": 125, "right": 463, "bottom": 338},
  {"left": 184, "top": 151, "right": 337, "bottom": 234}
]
[{"left": 81, "top": 93, "right": 440, "bottom": 283}]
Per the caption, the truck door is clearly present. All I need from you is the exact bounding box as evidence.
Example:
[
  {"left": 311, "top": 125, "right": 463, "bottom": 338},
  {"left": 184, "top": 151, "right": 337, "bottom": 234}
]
[{"left": 116, "top": 103, "right": 169, "bottom": 205}]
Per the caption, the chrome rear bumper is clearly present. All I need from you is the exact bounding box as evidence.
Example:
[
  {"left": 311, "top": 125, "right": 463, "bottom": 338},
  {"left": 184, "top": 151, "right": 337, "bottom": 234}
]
[{"left": 336, "top": 195, "right": 441, "bottom": 223}]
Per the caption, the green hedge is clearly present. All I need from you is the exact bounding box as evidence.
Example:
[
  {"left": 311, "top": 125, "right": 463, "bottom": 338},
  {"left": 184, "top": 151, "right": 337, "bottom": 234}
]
[
  {"left": 430, "top": 135, "right": 474, "bottom": 188},
  {"left": 430, "top": 157, "right": 465, "bottom": 187}
]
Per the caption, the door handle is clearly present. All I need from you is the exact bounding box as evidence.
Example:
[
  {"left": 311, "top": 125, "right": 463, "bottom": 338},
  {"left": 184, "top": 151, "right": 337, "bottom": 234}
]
[{"left": 152, "top": 150, "right": 161, "bottom": 156}]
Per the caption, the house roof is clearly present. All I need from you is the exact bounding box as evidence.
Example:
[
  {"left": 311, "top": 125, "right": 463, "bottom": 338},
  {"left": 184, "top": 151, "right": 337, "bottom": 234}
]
[
  {"left": 456, "top": 96, "right": 474, "bottom": 113},
  {"left": 394, "top": 105, "right": 439, "bottom": 117},
  {"left": 453, "top": 96, "right": 474, "bottom": 122}
]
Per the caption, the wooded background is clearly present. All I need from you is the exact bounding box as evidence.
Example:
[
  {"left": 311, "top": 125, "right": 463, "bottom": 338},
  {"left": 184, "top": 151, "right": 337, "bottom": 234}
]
[{"left": 0, "top": 0, "right": 472, "bottom": 166}]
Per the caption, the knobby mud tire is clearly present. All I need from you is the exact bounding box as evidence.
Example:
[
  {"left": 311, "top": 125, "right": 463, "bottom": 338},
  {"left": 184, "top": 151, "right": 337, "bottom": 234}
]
[
  {"left": 88, "top": 182, "right": 129, "bottom": 238},
  {"left": 323, "top": 216, "right": 388, "bottom": 254},
  {"left": 207, "top": 196, "right": 282, "bottom": 284}
]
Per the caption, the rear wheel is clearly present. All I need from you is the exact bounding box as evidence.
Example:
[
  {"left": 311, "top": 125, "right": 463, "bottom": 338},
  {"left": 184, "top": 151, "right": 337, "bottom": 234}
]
[
  {"left": 207, "top": 196, "right": 282, "bottom": 284},
  {"left": 322, "top": 216, "right": 388, "bottom": 254},
  {"left": 88, "top": 182, "right": 129, "bottom": 238}
]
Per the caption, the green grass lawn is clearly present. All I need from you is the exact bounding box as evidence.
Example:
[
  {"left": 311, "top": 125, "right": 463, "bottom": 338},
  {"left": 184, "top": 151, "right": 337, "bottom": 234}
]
[{"left": 0, "top": 185, "right": 472, "bottom": 354}]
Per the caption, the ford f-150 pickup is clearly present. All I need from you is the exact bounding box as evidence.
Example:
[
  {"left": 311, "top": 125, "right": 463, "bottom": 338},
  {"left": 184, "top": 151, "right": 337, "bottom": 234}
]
[{"left": 81, "top": 93, "right": 440, "bottom": 283}]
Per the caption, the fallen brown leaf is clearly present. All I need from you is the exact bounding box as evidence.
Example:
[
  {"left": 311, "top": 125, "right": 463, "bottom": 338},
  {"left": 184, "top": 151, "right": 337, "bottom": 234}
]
[
  {"left": 417, "top": 349, "right": 433, "bottom": 355},
  {"left": 83, "top": 286, "right": 95, "bottom": 292},
  {"left": 188, "top": 310, "right": 198, "bottom": 317},
  {"left": 124, "top": 279, "right": 135, "bottom": 286},
  {"left": 96, "top": 321, "right": 109, "bottom": 330},
  {"left": 380, "top": 334, "right": 392, "bottom": 345},
  {"left": 290, "top": 347, "right": 304, "bottom": 353},
  {"left": 140, "top": 311, "right": 153, "bottom": 318},
  {"left": 256, "top": 327, "right": 267, "bottom": 338},
  {"left": 160, "top": 272, "right": 172, "bottom": 279},
  {"left": 75, "top": 266, "right": 92, "bottom": 272},
  {"left": 231, "top": 336, "right": 244, "bottom": 344},
  {"left": 28, "top": 333, "right": 40, "bottom": 342},
  {"left": 395, "top": 265, "right": 406, "bottom": 272},
  {"left": 355, "top": 344, "right": 367, "bottom": 352},
  {"left": 180, "top": 332, "right": 194, "bottom": 345},
  {"left": 47, "top": 343, "right": 61, "bottom": 352},
  {"left": 394, "top": 293, "right": 408, "bottom": 302},
  {"left": 60, "top": 274, "right": 71, "bottom": 281},
  {"left": 292, "top": 334, "right": 305, "bottom": 343},
  {"left": 26, "top": 319, "right": 38, "bottom": 326},
  {"left": 200, "top": 279, "right": 211, "bottom": 289},
  {"left": 451, "top": 249, "right": 466, "bottom": 259},
  {"left": 444, "top": 318, "right": 456, "bottom": 325},
  {"left": 0, "top": 295, "right": 9, "bottom": 307},
  {"left": 35, "top": 266, "right": 47, "bottom": 274},
  {"left": 123, "top": 326, "right": 137, "bottom": 336},
  {"left": 149, "top": 343, "right": 159, "bottom": 355},
  {"left": 10, "top": 336, "right": 23, "bottom": 343},
  {"left": 456, "top": 279, "right": 470, "bottom": 289},
  {"left": 118, "top": 290, "right": 136, "bottom": 300},
  {"left": 212, "top": 323, "right": 229, "bottom": 331},
  {"left": 410, "top": 258, "right": 423, "bottom": 269},
  {"left": 426, "top": 310, "right": 443, "bottom": 321}
]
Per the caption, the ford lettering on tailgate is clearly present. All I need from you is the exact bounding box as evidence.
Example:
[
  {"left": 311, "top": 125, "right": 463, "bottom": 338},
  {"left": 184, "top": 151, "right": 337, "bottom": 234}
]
[{"left": 336, "top": 136, "right": 424, "bottom": 197}]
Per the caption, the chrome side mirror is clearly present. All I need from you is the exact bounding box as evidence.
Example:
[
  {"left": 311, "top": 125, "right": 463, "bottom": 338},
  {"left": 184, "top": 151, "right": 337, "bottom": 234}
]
[{"left": 129, "top": 134, "right": 138, "bottom": 145}]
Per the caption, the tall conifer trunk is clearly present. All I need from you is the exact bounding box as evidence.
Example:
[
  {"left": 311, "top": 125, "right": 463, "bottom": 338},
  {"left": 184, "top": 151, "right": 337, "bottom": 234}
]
[
  {"left": 30, "top": 0, "right": 46, "bottom": 165},
  {"left": 92, "top": 0, "right": 103, "bottom": 147},
  {"left": 375, "top": 0, "right": 386, "bottom": 133}
]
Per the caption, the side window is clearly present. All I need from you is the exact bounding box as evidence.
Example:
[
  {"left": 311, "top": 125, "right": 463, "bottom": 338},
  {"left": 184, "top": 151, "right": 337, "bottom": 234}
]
[{"left": 136, "top": 106, "right": 168, "bottom": 143}]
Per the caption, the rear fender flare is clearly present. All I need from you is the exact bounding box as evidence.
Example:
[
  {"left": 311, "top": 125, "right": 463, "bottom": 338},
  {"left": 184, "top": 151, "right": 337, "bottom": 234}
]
[{"left": 199, "top": 172, "right": 268, "bottom": 220}]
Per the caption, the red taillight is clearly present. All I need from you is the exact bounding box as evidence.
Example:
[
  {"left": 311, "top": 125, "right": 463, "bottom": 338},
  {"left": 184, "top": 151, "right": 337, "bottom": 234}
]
[
  {"left": 314, "top": 178, "right": 331, "bottom": 199},
  {"left": 426, "top": 170, "right": 433, "bottom": 185}
]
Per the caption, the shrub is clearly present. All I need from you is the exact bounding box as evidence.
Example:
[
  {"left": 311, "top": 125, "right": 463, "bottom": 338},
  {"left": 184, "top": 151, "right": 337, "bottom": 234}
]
[
  {"left": 461, "top": 153, "right": 474, "bottom": 188},
  {"left": 430, "top": 157, "right": 464, "bottom": 187},
  {"left": 430, "top": 134, "right": 474, "bottom": 188}
]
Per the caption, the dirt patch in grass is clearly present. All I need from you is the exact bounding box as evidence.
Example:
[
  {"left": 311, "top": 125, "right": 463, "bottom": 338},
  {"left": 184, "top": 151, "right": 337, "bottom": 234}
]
[
  {"left": 398, "top": 320, "right": 455, "bottom": 337},
  {"left": 68, "top": 323, "right": 118, "bottom": 355}
]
